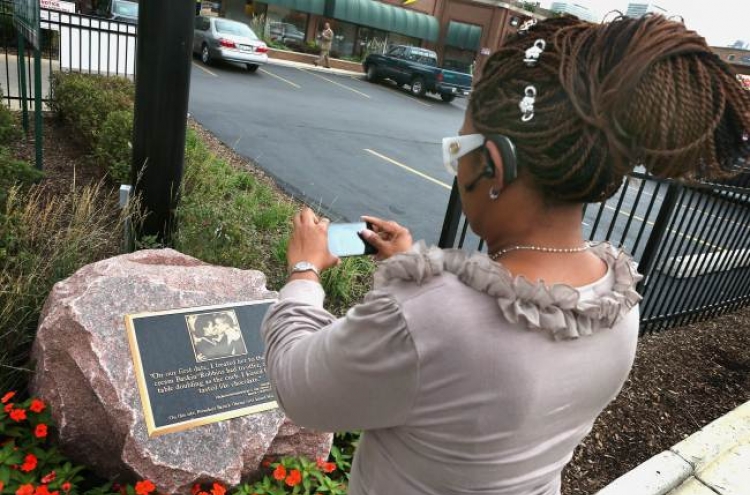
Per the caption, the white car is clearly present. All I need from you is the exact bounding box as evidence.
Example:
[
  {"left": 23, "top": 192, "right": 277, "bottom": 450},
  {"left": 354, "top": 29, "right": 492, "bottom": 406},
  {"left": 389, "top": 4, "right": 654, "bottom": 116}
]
[{"left": 194, "top": 16, "right": 269, "bottom": 72}]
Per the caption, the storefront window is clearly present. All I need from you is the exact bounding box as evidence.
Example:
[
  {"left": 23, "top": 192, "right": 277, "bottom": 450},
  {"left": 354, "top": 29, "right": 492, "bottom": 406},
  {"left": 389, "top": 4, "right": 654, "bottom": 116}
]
[
  {"left": 443, "top": 46, "right": 475, "bottom": 74},
  {"left": 252, "top": 2, "right": 309, "bottom": 47},
  {"left": 355, "top": 26, "right": 388, "bottom": 59},
  {"left": 326, "top": 20, "right": 357, "bottom": 58},
  {"left": 386, "top": 33, "right": 420, "bottom": 50}
]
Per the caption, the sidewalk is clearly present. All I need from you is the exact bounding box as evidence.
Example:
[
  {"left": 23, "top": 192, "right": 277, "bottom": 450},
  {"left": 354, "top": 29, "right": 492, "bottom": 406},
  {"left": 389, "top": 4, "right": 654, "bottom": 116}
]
[
  {"left": 596, "top": 400, "right": 750, "bottom": 495},
  {"left": 266, "top": 56, "right": 364, "bottom": 78}
]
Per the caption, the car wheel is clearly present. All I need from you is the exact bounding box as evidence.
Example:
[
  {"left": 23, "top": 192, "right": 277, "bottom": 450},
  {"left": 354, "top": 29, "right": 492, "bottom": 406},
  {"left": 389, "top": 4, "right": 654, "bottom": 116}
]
[
  {"left": 201, "top": 44, "right": 211, "bottom": 65},
  {"left": 441, "top": 94, "right": 456, "bottom": 103},
  {"left": 365, "top": 65, "right": 380, "bottom": 83},
  {"left": 246, "top": 64, "right": 259, "bottom": 73},
  {"left": 410, "top": 77, "right": 426, "bottom": 97}
]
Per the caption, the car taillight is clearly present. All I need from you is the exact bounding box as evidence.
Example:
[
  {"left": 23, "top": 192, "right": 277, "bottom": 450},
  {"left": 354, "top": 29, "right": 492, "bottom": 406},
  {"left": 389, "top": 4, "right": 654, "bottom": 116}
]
[
  {"left": 255, "top": 45, "right": 269, "bottom": 53},
  {"left": 436, "top": 72, "right": 444, "bottom": 82},
  {"left": 219, "top": 38, "right": 236, "bottom": 48}
]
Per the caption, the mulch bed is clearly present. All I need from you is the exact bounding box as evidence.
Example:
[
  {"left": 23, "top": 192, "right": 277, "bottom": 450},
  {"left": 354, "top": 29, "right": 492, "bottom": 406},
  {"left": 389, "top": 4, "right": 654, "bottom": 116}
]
[{"left": 14, "top": 116, "right": 750, "bottom": 494}]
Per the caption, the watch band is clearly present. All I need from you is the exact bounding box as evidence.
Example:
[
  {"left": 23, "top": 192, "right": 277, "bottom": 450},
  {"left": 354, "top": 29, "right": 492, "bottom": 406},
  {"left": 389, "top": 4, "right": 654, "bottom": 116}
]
[{"left": 289, "top": 261, "right": 320, "bottom": 278}]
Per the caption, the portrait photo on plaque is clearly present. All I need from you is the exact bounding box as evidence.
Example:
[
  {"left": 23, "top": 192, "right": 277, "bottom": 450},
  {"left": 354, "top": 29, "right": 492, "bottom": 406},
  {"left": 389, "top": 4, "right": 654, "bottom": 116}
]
[
  {"left": 125, "top": 300, "right": 279, "bottom": 437},
  {"left": 186, "top": 310, "right": 248, "bottom": 362}
]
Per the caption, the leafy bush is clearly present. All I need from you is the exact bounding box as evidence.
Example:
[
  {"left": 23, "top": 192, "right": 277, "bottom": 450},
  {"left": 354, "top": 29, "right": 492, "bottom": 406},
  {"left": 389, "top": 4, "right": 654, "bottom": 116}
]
[
  {"left": 0, "top": 85, "right": 22, "bottom": 145},
  {"left": 0, "top": 147, "right": 44, "bottom": 204},
  {"left": 50, "top": 73, "right": 133, "bottom": 144},
  {"left": 93, "top": 110, "right": 133, "bottom": 184},
  {"left": 49, "top": 73, "right": 134, "bottom": 181}
]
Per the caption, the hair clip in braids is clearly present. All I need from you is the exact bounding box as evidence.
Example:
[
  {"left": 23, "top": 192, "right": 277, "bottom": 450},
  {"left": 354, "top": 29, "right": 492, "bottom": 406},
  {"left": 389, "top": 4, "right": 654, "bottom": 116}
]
[
  {"left": 524, "top": 39, "right": 546, "bottom": 66},
  {"left": 518, "top": 18, "right": 537, "bottom": 34},
  {"left": 519, "top": 85, "right": 537, "bottom": 122}
]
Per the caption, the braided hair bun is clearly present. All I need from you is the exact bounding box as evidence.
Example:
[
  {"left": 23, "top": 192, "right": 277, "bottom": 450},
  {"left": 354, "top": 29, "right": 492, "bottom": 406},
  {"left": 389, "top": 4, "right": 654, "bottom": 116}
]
[{"left": 470, "top": 15, "right": 750, "bottom": 203}]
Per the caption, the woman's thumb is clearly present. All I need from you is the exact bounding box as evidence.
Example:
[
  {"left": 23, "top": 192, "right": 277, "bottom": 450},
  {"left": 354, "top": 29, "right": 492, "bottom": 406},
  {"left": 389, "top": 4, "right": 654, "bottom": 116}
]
[{"left": 360, "top": 229, "right": 384, "bottom": 249}]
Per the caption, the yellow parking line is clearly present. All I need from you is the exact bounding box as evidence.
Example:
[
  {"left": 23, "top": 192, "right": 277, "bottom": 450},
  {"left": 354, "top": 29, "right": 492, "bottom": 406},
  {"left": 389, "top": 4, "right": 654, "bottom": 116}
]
[
  {"left": 364, "top": 149, "right": 451, "bottom": 190},
  {"left": 260, "top": 68, "right": 301, "bottom": 89},
  {"left": 301, "top": 69, "right": 370, "bottom": 98},
  {"left": 192, "top": 62, "right": 218, "bottom": 77}
]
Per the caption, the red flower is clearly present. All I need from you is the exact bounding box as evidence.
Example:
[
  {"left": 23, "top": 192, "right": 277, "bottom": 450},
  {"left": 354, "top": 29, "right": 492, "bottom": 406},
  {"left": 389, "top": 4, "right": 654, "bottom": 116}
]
[
  {"left": 10, "top": 408, "right": 27, "bottom": 422},
  {"left": 210, "top": 483, "right": 225, "bottom": 495},
  {"left": 197, "top": 492, "right": 210, "bottom": 495},
  {"left": 0, "top": 482, "right": 4, "bottom": 493},
  {"left": 34, "top": 485, "right": 53, "bottom": 495},
  {"left": 35, "top": 424, "right": 48, "bottom": 439},
  {"left": 41, "top": 471, "right": 57, "bottom": 484},
  {"left": 272, "top": 465, "right": 286, "bottom": 481},
  {"left": 16, "top": 484, "right": 35, "bottom": 495},
  {"left": 322, "top": 462, "right": 336, "bottom": 473},
  {"left": 134, "top": 480, "right": 156, "bottom": 495},
  {"left": 21, "top": 453, "right": 38, "bottom": 472},
  {"left": 190, "top": 484, "right": 201, "bottom": 495},
  {"left": 1, "top": 391, "right": 15, "bottom": 403},
  {"left": 61, "top": 483, "right": 72, "bottom": 493},
  {"left": 261, "top": 459, "right": 271, "bottom": 468},
  {"left": 4, "top": 403, "right": 13, "bottom": 413},
  {"left": 284, "top": 469, "right": 302, "bottom": 487},
  {"left": 29, "top": 399, "right": 46, "bottom": 413}
]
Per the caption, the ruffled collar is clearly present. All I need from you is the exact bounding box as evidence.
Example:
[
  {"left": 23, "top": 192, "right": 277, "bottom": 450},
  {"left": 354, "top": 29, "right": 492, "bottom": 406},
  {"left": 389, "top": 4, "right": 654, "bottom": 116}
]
[{"left": 374, "top": 242, "right": 642, "bottom": 340}]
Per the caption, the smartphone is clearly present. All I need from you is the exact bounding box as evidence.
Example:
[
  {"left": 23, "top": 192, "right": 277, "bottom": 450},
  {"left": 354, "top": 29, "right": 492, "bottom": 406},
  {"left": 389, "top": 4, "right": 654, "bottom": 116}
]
[{"left": 327, "top": 222, "right": 377, "bottom": 257}]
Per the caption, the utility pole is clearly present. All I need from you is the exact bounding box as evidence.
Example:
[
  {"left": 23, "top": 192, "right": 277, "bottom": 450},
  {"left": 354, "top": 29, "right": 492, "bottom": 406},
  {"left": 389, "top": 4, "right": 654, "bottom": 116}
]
[{"left": 131, "top": 0, "right": 195, "bottom": 246}]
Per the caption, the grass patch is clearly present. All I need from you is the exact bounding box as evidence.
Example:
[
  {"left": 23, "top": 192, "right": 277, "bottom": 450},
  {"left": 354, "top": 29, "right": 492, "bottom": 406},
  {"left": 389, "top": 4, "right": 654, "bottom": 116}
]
[{"left": 175, "top": 129, "right": 375, "bottom": 314}]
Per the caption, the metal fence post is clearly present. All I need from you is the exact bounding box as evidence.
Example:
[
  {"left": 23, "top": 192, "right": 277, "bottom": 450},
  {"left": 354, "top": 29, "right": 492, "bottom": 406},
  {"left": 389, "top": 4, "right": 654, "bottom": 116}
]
[
  {"left": 33, "top": 41, "right": 42, "bottom": 170},
  {"left": 17, "top": 35, "right": 28, "bottom": 130},
  {"left": 635, "top": 180, "right": 682, "bottom": 294}
]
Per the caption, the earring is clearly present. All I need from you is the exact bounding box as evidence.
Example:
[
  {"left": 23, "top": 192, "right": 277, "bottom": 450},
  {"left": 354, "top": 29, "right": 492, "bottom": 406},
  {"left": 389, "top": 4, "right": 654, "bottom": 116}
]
[{"left": 489, "top": 187, "right": 500, "bottom": 200}]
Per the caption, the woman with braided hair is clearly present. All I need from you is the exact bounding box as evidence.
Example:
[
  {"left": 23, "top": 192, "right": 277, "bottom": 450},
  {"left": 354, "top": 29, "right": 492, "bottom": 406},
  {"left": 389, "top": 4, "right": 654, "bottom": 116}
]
[{"left": 261, "top": 14, "right": 750, "bottom": 495}]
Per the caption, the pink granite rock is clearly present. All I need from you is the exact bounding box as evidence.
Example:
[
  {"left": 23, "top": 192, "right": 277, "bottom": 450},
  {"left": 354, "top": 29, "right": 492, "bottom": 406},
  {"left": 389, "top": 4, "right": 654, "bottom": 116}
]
[{"left": 30, "top": 249, "right": 332, "bottom": 494}]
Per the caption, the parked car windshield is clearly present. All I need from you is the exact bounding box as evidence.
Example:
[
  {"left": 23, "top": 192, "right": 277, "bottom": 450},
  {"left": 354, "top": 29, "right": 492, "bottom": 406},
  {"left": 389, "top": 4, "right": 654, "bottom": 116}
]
[
  {"left": 215, "top": 20, "right": 258, "bottom": 39},
  {"left": 112, "top": 0, "right": 138, "bottom": 17}
]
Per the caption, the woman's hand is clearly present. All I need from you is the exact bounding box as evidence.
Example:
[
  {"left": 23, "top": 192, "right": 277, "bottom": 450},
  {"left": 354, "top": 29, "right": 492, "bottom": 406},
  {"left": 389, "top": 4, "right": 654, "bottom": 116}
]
[
  {"left": 360, "top": 216, "right": 413, "bottom": 261},
  {"left": 288, "top": 208, "right": 339, "bottom": 274}
]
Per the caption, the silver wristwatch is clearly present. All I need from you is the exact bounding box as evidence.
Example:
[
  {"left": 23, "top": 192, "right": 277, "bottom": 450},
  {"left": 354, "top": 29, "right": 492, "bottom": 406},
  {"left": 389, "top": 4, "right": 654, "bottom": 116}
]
[{"left": 289, "top": 261, "right": 320, "bottom": 278}]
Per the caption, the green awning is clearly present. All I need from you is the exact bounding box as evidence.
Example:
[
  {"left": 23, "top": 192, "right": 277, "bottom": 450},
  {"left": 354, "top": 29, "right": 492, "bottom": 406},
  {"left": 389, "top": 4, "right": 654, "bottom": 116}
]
[
  {"left": 445, "top": 21, "right": 481, "bottom": 51},
  {"left": 262, "top": 0, "right": 325, "bottom": 15},
  {"left": 326, "top": 0, "right": 439, "bottom": 42}
]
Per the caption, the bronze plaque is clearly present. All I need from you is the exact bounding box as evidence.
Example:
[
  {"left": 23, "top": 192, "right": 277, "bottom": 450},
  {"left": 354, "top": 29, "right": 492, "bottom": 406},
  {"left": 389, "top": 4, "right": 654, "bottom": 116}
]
[{"left": 125, "top": 300, "right": 278, "bottom": 437}]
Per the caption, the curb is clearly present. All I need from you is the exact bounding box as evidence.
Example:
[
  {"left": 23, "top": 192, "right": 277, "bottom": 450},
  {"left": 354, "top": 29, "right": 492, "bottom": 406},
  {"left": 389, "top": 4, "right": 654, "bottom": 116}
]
[
  {"left": 266, "top": 57, "right": 364, "bottom": 78},
  {"left": 595, "top": 400, "right": 750, "bottom": 495}
]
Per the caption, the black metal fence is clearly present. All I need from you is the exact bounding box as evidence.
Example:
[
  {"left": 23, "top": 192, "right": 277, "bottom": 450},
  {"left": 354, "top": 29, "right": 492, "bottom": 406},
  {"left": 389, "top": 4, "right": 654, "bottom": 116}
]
[
  {"left": 0, "top": 0, "right": 136, "bottom": 108},
  {"left": 439, "top": 172, "right": 750, "bottom": 334}
]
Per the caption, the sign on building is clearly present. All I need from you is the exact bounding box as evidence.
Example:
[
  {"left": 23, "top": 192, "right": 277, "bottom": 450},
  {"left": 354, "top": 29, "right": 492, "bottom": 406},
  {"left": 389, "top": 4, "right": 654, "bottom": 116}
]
[{"left": 14, "top": 0, "right": 40, "bottom": 48}]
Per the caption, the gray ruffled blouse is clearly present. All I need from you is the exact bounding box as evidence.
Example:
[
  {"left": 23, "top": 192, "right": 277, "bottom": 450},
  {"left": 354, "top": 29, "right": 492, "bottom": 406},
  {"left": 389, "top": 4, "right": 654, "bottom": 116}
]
[{"left": 261, "top": 242, "right": 642, "bottom": 495}]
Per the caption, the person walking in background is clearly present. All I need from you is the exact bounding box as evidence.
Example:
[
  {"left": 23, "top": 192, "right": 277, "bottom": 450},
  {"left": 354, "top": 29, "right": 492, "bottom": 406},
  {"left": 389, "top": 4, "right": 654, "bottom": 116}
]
[{"left": 315, "top": 22, "right": 334, "bottom": 68}]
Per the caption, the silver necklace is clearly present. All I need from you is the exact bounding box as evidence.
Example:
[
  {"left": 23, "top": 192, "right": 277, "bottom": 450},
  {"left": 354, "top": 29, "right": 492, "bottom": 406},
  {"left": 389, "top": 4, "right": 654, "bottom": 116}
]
[{"left": 489, "top": 242, "right": 590, "bottom": 261}]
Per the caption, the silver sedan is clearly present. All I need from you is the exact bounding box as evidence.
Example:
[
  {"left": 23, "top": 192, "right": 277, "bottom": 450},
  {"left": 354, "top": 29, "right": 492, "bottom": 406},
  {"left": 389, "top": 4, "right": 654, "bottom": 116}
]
[{"left": 194, "top": 16, "right": 269, "bottom": 72}]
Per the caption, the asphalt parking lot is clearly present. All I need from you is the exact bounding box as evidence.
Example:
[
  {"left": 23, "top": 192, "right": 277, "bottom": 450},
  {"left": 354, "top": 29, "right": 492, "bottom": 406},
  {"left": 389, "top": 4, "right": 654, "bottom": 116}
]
[{"left": 188, "top": 59, "right": 467, "bottom": 245}]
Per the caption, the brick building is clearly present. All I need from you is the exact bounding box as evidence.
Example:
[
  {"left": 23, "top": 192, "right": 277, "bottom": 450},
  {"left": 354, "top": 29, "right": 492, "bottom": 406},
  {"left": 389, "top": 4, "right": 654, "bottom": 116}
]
[
  {"left": 225, "top": 0, "right": 549, "bottom": 74},
  {"left": 711, "top": 46, "right": 750, "bottom": 76}
]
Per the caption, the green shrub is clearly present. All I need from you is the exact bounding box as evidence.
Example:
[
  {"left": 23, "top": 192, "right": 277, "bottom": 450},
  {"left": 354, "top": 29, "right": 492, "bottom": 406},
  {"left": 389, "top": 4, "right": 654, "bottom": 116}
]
[
  {"left": 0, "top": 147, "right": 44, "bottom": 204},
  {"left": 50, "top": 73, "right": 133, "bottom": 144},
  {"left": 0, "top": 85, "right": 22, "bottom": 145},
  {"left": 49, "top": 73, "right": 134, "bottom": 181},
  {"left": 93, "top": 109, "right": 133, "bottom": 184}
]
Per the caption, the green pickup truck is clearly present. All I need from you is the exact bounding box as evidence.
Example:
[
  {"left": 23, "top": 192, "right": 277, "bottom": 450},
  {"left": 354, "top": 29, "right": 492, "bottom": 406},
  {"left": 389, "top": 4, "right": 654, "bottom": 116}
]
[{"left": 363, "top": 45, "right": 473, "bottom": 103}]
